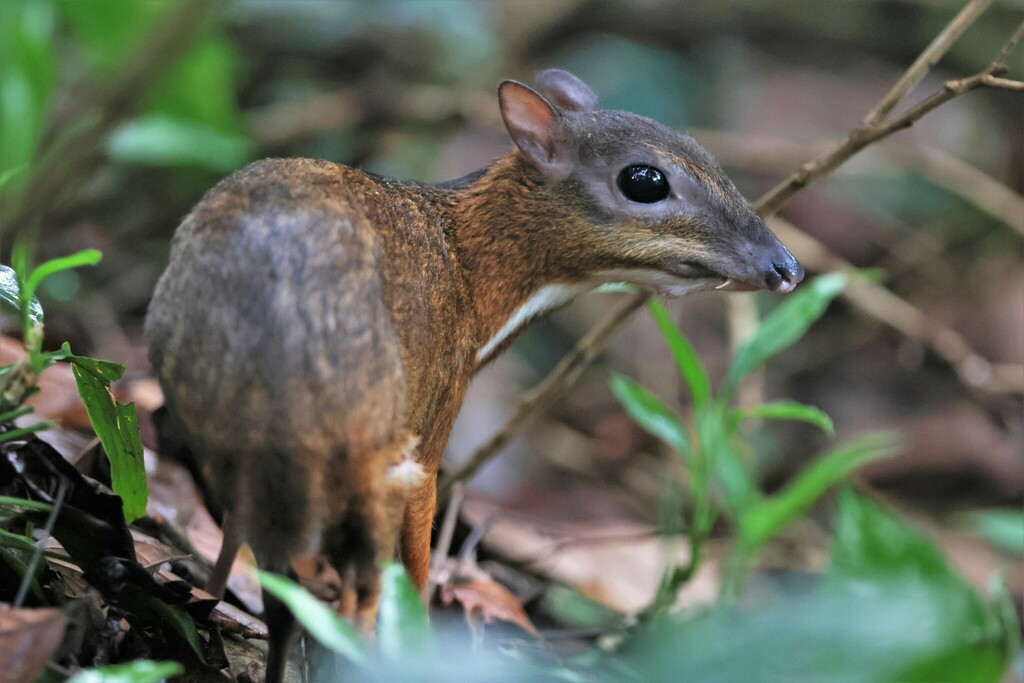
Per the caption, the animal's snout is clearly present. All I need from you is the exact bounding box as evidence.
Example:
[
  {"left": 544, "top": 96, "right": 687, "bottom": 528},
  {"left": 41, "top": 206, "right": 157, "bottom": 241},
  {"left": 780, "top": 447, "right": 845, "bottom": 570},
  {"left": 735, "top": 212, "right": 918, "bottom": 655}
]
[{"left": 764, "top": 254, "right": 804, "bottom": 293}]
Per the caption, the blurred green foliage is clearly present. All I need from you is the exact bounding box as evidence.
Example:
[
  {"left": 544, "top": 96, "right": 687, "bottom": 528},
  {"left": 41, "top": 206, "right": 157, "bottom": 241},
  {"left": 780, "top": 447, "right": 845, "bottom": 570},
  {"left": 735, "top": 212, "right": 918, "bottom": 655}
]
[
  {"left": 606, "top": 276, "right": 1017, "bottom": 678},
  {"left": 617, "top": 491, "right": 1015, "bottom": 683},
  {"left": 0, "top": 0, "right": 249, "bottom": 195},
  {"left": 0, "top": 2, "right": 56, "bottom": 192},
  {"left": 64, "top": 660, "right": 183, "bottom": 683}
]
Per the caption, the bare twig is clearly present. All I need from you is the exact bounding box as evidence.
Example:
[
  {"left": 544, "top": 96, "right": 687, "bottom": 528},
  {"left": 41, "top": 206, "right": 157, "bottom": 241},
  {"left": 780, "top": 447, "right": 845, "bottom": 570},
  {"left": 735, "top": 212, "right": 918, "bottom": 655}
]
[
  {"left": 766, "top": 216, "right": 1024, "bottom": 394},
  {"left": 754, "top": 21, "right": 1023, "bottom": 217},
  {"left": 690, "top": 127, "right": 1024, "bottom": 237},
  {"left": 981, "top": 75, "right": 1024, "bottom": 92},
  {"left": 439, "top": 9, "right": 1024, "bottom": 496},
  {"left": 901, "top": 146, "right": 1024, "bottom": 237},
  {"left": 425, "top": 482, "right": 464, "bottom": 602},
  {"left": 439, "top": 290, "right": 650, "bottom": 500},
  {"left": 862, "top": 0, "right": 992, "bottom": 126}
]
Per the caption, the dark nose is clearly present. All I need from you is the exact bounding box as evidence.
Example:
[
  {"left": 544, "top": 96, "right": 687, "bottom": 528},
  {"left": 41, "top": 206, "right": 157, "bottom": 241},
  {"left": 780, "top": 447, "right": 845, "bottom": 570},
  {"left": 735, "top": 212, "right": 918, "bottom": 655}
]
[{"left": 763, "top": 252, "right": 804, "bottom": 293}]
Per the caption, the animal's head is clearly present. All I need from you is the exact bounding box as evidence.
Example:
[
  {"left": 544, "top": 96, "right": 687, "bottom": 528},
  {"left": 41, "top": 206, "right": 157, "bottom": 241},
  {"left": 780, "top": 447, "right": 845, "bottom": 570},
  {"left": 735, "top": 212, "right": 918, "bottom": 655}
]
[{"left": 498, "top": 69, "right": 803, "bottom": 294}]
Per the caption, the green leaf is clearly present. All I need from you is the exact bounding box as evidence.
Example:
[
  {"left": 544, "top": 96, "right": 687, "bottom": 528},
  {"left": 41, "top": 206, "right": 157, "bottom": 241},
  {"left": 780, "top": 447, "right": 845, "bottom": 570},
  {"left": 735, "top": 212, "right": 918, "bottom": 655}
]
[
  {"left": 539, "top": 585, "right": 625, "bottom": 630},
  {"left": 831, "top": 486, "right": 951, "bottom": 581},
  {"left": 618, "top": 575, "right": 1008, "bottom": 683},
  {"left": 0, "top": 495, "right": 52, "bottom": 512},
  {"left": 150, "top": 599, "right": 204, "bottom": 660},
  {"left": 67, "top": 661, "right": 183, "bottom": 683},
  {"left": 609, "top": 374, "right": 692, "bottom": 457},
  {"left": 256, "top": 570, "right": 370, "bottom": 669},
  {"left": 693, "top": 404, "right": 755, "bottom": 513},
  {"left": 0, "top": 163, "right": 26, "bottom": 189},
  {"left": 731, "top": 400, "right": 835, "bottom": 436},
  {"left": 827, "top": 489, "right": 1012, "bottom": 682},
  {"left": 143, "top": 38, "right": 245, "bottom": 132},
  {"left": 0, "top": 264, "right": 43, "bottom": 324},
  {"left": 107, "top": 116, "right": 251, "bottom": 173},
  {"left": 0, "top": 526, "right": 36, "bottom": 552},
  {"left": 114, "top": 403, "right": 146, "bottom": 513},
  {"left": 62, "top": 343, "right": 125, "bottom": 383},
  {"left": 0, "top": 421, "right": 51, "bottom": 444},
  {"left": 0, "top": 544, "right": 46, "bottom": 602},
  {"left": 725, "top": 272, "right": 849, "bottom": 396},
  {"left": 24, "top": 249, "right": 102, "bottom": 300},
  {"left": 0, "top": 405, "right": 33, "bottom": 424},
  {"left": 58, "top": 0, "right": 161, "bottom": 70},
  {"left": 739, "top": 433, "right": 897, "bottom": 547},
  {"left": 70, "top": 366, "right": 147, "bottom": 521},
  {"left": 378, "top": 562, "right": 433, "bottom": 661},
  {"left": 958, "top": 509, "right": 1024, "bottom": 556},
  {"left": 647, "top": 299, "right": 711, "bottom": 409},
  {"left": 989, "top": 574, "right": 1022, "bottom": 663}
]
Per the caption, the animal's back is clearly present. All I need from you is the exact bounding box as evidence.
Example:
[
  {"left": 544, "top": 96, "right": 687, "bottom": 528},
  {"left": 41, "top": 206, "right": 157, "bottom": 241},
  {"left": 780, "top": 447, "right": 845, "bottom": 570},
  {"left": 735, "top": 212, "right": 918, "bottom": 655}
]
[{"left": 146, "top": 158, "right": 411, "bottom": 563}]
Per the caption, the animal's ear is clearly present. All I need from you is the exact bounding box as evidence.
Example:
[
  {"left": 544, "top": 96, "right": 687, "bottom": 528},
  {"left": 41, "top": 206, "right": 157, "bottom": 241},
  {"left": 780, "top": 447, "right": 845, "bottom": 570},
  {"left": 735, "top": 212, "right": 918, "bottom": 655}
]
[
  {"left": 498, "top": 80, "right": 570, "bottom": 179},
  {"left": 535, "top": 69, "right": 599, "bottom": 111}
]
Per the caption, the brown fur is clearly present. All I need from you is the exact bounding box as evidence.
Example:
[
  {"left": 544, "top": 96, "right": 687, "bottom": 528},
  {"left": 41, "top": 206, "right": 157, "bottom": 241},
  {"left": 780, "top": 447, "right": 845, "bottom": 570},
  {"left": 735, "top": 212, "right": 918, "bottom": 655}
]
[{"left": 146, "top": 71, "right": 801, "bottom": 681}]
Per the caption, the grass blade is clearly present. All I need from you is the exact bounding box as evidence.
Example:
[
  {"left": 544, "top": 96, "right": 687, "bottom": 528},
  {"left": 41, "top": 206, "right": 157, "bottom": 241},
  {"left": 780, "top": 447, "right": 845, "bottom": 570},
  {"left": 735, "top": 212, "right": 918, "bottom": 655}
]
[
  {"left": 647, "top": 299, "right": 711, "bottom": 409},
  {"left": 256, "top": 570, "right": 370, "bottom": 669},
  {"left": 739, "top": 432, "right": 897, "bottom": 547},
  {"left": 731, "top": 400, "right": 835, "bottom": 436},
  {"left": 378, "top": 562, "right": 433, "bottom": 661},
  {"left": 725, "top": 273, "right": 849, "bottom": 397},
  {"left": 609, "top": 373, "right": 692, "bottom": 458},
  {"left": 24, "top": 249, "right": 102, "bottom": 301},
  {"left": 958, "top": 509, "right": 1024, "bottom": 556}
]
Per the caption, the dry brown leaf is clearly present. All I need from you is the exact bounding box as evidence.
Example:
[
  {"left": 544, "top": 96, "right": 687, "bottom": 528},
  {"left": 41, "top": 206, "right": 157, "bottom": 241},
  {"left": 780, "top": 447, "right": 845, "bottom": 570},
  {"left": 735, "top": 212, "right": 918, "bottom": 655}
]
[
  {"left": 0, "top": 605, "right": 67, "bottom": 683},
  {"left": 441, "top": 579, "right": 540, "bottom": 637},
  {"left": 38, "top": 538, "right": 90, "bottom": 599},
  {"left": 462, "top": 500, "right": 720, "bottom": 613},
  {"left": 130, "top": 529, "right": 189, "bottom": 570}
]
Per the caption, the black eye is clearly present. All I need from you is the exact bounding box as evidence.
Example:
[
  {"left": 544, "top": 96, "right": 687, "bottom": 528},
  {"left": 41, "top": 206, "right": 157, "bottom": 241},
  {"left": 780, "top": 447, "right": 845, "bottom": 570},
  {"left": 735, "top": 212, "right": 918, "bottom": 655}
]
[{"left": 617, "top": 165, "right": 670, "bottom": 203}]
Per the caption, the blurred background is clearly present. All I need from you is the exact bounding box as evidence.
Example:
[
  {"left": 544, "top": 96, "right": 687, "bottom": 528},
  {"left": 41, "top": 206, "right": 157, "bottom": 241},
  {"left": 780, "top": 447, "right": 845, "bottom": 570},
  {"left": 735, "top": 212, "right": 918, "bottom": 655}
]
[{"left": 1, "top": 0, "right": 1021, "bottom": 630}]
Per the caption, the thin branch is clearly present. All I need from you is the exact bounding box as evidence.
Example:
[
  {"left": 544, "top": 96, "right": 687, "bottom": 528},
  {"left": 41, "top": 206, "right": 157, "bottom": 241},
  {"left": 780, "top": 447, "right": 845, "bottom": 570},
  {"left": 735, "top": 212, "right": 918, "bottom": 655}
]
[
  {"left": 425, "top": 482, "right": 464, "bottom": 602},
  {"left": 766, "top": 216, "right": 1023, "bottom": 394},
  {"left": 756, "top": 18, "right": 1023, "bottom": 218},
  {"left": 862, "top": 0, "right": 992, "bottom": 126},
  {"left": 439, "top": 12, "right": 1024, "bottom": 496},
  {"left": 991, "top": 20, "right": 1024, "bottom": 66},
  {"left": 981, "top": 75, "right": 1024, "bottom": 92},
  {"left": 902, "top": 146, "right": 1024, "bottom": 237},
  {"left": 691, "top": 127, "right": 1024, "bottom": 237},
  {"left": 439, "top": 290, "right": 650, "bottom": 500}
]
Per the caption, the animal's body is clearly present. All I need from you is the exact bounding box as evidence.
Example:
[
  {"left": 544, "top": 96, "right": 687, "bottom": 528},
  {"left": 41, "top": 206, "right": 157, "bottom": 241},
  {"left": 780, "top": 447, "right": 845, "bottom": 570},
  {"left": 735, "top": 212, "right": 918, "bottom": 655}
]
[{"left": 146, "top": 70, "right": 802, "bottom": 681}]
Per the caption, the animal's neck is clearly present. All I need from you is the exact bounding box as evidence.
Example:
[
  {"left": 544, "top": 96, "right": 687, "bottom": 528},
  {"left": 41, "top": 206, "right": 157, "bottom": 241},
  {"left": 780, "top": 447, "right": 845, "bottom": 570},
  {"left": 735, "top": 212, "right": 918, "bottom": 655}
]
[{"left": 441, "top": 155, "right": 591, "bottom": 367}]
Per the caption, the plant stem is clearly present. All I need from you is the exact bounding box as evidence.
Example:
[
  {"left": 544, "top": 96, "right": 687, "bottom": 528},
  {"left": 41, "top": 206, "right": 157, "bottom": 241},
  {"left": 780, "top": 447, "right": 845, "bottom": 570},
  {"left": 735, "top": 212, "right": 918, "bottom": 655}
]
[{"left": 0, "top": 422, "right": 52, "bottom": 444}]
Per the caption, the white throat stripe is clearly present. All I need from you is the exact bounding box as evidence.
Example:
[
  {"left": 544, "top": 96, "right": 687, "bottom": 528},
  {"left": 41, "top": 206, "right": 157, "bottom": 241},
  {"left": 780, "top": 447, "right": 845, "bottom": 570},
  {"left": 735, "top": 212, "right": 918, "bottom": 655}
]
[
  {"left": 475, "top": 283, "right": 585, "bottom": 363},
  {"left": 475, "top": 269, "right": 717, "bottom": 364}
]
